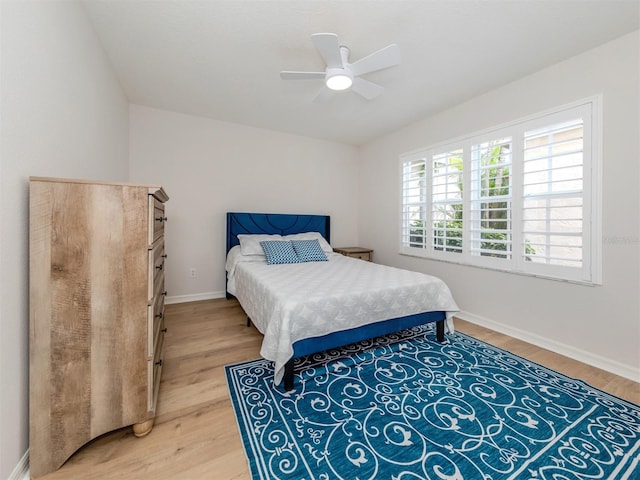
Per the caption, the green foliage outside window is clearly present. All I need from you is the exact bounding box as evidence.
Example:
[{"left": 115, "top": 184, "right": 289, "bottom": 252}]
[{"left": 409, "top": 145, "right": 535, "bottom": 258}]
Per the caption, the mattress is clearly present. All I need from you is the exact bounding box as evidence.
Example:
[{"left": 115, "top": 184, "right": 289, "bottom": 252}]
[{"left": 226, "top": 247, "right": 459, "bottom": 383}]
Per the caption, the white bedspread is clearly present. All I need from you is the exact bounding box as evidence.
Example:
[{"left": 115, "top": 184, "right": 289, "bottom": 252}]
[{"left": 226, "top": 247, "right": 459, "bottom": 384}]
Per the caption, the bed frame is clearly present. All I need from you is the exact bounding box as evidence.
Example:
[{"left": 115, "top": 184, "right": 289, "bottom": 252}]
[{"left": 226, "top": 212, "right": 446, "bottom": 390}]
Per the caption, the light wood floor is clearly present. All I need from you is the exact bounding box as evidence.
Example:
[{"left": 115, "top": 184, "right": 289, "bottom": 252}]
[{"left": 36, "top": 298, "right": 639, "bottom": 479}]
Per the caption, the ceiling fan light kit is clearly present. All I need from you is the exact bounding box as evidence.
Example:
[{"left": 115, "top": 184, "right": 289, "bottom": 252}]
[
  {"left": 280, "top": 33, "right": 401, "bottom": 101},
  {"left": 325, "top": 69, "right": 353, "bottom": 91}
]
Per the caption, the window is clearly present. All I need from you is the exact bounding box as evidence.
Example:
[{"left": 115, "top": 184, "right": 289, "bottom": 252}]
[
  {"left": 470, "top": 136, "right": 512, "bottom": 260},
  {"left": 432, "top": 148, "right": 463, "bottom": 254},
  {"left": 400, "top": 97, "right": 601, "bottom": 284}
]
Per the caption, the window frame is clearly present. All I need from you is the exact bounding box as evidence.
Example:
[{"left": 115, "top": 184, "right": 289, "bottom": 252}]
[{"left": 399, "top": 96, "right": 602, "bottom": 285}]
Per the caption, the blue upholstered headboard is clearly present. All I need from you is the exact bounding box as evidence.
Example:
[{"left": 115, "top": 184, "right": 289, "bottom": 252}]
[{"left": 226, "top": 212, "right": 331, "bottom": 254}]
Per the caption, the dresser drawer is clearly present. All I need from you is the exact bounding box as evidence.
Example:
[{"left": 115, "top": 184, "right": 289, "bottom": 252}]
[
  {"left": 147, "top": 287, "right": 165, "bottom": 357},
  {"left": 148, "top": 322, "right": 165, "bottom": 412},
  {"left": 351, "top": 252, "right": 372, "bottom": 261},
  {"left": 153, "top": 324, "right": 164, "bottom": 381},
  {"left": 148, "top": 319, "right": 164, "bottom": 414},
  {"left": 148, "top": 197, "right": 166, "bottom": 246},
  {"left": 148, "top": 240, "right": 165, "bottom": 303}
]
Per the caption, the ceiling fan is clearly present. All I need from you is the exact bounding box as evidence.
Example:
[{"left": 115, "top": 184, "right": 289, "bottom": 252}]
[{"left": 280, "top": 33, "right": 401, "bottom": 102}]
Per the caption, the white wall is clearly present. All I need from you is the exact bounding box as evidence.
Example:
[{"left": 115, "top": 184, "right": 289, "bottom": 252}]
[
  {"left": 359, "top": 31, "right": 640, "bottom": 380},
  {"left": 0, "top": 2, "right": 129, "bottom": 477},
  {"left": 129, "top": 105, "right": 359, "bottom": 301}
]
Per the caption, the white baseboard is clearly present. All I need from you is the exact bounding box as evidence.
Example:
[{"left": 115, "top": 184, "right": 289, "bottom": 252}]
[
  {"left": 9, "top": 449, "right": 29, "bottom": 480},
  {"left": 456, "top": 310, "right": 640, "bottom": 383},
  {"left": 164, "top": 291, "right": 225, "bottom": 305}
]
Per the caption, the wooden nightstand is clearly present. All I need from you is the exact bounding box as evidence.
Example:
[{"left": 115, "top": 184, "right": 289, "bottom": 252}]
[{"left": 333, "top": 247, "right": 373, "bottom": 262}]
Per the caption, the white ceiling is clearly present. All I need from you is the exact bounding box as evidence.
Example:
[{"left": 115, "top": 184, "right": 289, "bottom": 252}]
[{"left": 82, "top": 0, "right": 639, "bottom": 146}]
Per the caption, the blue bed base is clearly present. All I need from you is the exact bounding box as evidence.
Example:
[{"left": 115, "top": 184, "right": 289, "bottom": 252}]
[{"left": 226, "top": 212, "right": 446, "bottom": 390}]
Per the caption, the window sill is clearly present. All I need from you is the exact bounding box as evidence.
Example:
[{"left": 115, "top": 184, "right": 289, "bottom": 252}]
[{"left": 398, "top": 250, "right": 600, "bottom": 286}]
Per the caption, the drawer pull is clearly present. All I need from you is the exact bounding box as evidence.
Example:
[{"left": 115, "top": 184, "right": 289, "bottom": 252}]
[
  {"left": 154, "top": 359, "right": 163, "bottom": 367},
  {"left": 161, "top": 327, "right": 167, "bottom": 333},
  {"left": 155, "top": 264, "right": 163, "bottom": 270},
  {"left": 162, "top": 291, "right": 167, "bottom": 296},
  {"left": 155, "top": 312, "right": 163, "bottom": 319},
  {"left": 162, "top": 254, "right": 168, "bottom": 259},
  {"left": 155, "top": 216, "right": 167, "bottom": 223}
]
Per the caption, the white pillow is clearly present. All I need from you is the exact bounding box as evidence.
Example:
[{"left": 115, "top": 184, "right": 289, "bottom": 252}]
[
  {"left": 237, "top": 234, "right": 283, "bottom": 255},
  {"left": 283, "top": 232, "right": 332, "bottom": 253}
]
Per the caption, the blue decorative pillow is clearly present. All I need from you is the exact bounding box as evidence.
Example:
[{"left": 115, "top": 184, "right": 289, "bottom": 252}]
[
  {"left": 291, "top": 239, "right": 328, "bottom": 262},
  {"left": 260, "top": 240, "right": 300, "bottom": 265}
]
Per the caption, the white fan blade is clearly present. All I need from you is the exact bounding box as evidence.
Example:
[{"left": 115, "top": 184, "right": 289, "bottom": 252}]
[
  {"left": 351, "top": 77, "right": 384, "bottom": 100},
  {"left": 350, "top": 44, "right": 401, "bottom": 77},
  {"left": 313, "top": 87, "right": 335, "bottom": 103},
  {"left": 280, "top": 71, "right": 326, "bottom": 80},
  {"left": 311, "top": 33, "right": 343, "bottom": 69}
]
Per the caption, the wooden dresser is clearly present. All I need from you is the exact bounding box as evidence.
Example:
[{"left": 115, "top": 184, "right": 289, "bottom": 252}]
[{"left": 29, "top": 177, "right": 169, "bottom": 478}]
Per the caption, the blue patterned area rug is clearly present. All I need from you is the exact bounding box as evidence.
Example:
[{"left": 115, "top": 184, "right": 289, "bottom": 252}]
[{"left": 225, "top": 324, "right": 640, "bottom": 480}]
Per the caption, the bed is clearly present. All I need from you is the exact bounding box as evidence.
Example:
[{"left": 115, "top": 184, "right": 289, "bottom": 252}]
[{"left": 225, "top": 212, "right": 459, "bottom": 390}]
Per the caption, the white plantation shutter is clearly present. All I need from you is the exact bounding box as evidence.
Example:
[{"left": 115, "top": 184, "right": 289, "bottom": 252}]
[
  {"left": 399, "top": 97, "right": 600, "bottom": 284},
  {"left": 519, "top": 103, "right": 597, "bottom": 283},
  {"left": 523, "top": 119, "right": 584, "bottom": 266},
  {"left": 470, "top": 137, "right": 513, "bottom": 260},
  {"left": 401, "top": 155, "right": 427, "bottom": 249},
  {"left": 431, "top": 149, "right": 464, "bottom": 254}
]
